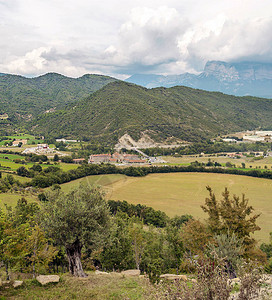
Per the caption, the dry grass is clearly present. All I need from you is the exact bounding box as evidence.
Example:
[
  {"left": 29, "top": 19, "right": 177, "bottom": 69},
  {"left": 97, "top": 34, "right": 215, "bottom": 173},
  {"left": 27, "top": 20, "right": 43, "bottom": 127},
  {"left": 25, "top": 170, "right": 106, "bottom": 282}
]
[
  {"left": 1, "top": 272, "right": 155, "bottom": 300},
  {"left": 105, "top": 173, "right": 272, "bottom": 243}
]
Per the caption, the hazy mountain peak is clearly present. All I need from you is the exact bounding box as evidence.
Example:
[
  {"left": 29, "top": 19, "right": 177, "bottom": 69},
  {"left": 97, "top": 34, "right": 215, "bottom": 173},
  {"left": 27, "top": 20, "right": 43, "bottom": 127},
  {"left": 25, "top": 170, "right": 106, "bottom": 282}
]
[{"left": 126, "top": 60, "right": 272, "bottom": 98}]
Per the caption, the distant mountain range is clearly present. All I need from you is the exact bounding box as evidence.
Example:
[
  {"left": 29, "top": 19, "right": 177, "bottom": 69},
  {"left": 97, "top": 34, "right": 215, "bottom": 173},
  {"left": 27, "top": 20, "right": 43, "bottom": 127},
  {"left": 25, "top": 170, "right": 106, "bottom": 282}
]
[
  {"left": 1, "top": 70, "right": 272, "bottom": 145},
  {"left": 126, "top": 61, "right": 272, "bottom": 98}
]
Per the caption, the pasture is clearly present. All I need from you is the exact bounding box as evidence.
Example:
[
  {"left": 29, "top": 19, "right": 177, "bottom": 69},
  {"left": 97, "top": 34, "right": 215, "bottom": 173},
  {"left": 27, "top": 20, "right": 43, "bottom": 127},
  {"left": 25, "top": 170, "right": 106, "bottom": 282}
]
[
  {"left": 163, "top": 155, "right": 272, "bottom": 170},
  {"left": 61, "top": 172, "right": 272, "bottom": 242},
  {"left": 0, "top": 153, "right": 78, "bottom": 173},
  {"left": 0, "top": 192, "right": 37, "bottom": 209}
]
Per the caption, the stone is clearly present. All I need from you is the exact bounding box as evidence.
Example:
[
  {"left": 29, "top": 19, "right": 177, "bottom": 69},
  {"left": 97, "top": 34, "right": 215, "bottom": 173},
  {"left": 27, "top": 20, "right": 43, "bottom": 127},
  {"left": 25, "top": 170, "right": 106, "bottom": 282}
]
[
  {"left": 121, "top": 269, "right": 140, "bottom": 276},
  {"left": 160, "top": 274, "right": 188, "bottom": 281},
  {"left": 36, "top": 275, "right": 60, "bottom": 285},
  {"left": 95, "top": 270, "right": 110, "bottom": 275},
  {"left": 13, "top": 280, "right": 23, "bottom": 288}
]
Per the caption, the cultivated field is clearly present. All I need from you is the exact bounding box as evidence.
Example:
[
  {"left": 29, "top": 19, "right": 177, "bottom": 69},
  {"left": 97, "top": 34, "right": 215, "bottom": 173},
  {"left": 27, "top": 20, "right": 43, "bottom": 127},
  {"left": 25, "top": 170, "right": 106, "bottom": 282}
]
[
  {"left": 0, "top": 153, "right": 78, "bottom": 172},
  {"left": 60, "top": 172, "right": 272, "bottom": 242},
  {"left": 163, "top": 155, "right": 272, "bottom": 170}
]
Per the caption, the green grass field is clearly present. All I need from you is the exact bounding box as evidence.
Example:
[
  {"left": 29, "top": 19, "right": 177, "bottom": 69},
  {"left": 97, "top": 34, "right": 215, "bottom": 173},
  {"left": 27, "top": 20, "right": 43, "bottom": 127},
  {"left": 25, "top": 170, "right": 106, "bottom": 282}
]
[
  {"left": 0, "top": 153, "right": 79, "bottom": 173},
  {"left": 0, "top": 133, "right": 44, "bottom": 146},
  {"left": 163, "top": 155, "right": 272, "bottom": 170},
  {"left": 59, "top": 174, "right": 126, "bottom": 193},
  {"left": 61, "top": 172, "right": 272, "bottom": 242},
  {"left": 1, "top": 172, "right": 32, "bottom": 183},
  {"left": 0, "top": 192, "right": 37, "bottom": 209}
]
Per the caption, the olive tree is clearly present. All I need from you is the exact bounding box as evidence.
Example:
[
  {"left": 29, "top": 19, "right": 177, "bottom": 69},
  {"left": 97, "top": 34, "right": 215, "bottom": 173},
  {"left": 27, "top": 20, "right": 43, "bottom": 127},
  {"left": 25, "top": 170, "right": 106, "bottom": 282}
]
[{"left": 39, "top": 183, "right": 111, "bottom": 277}]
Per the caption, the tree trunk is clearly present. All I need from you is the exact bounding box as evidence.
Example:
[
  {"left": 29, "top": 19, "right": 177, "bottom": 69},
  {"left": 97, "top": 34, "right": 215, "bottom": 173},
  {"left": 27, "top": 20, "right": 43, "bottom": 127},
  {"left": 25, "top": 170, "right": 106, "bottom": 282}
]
[
  {"left": 66, "top": 239, "right": 87, "bottom": 277},
  {"left": 5, "top": 262, "right": 10, "bottom": 281}
]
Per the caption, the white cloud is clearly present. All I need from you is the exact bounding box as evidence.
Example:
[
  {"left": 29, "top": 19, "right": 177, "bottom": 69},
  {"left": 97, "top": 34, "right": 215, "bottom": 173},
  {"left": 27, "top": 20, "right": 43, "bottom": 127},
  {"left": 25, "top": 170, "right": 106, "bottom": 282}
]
[{"left": 0, "top": 0, "right": 272, "bottom": 77}]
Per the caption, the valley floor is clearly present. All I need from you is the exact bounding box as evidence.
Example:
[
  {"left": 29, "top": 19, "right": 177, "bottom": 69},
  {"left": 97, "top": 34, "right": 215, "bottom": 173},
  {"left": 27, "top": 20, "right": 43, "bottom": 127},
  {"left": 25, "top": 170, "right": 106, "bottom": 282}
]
[{"left": 58, "top": 172, "right": 272, "bottom": 242}]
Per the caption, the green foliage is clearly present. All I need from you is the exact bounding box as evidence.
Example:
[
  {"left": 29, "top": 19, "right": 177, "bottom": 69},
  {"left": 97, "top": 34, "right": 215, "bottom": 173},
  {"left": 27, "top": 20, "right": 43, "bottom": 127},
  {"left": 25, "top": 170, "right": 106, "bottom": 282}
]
[
  {"left": 39, "top": 183, "right": 111, "bottom": 276},
  {"left": 260, "top": 232, "right": 272, "bottom": 273},
  {"left": 40, "top": 183, "right": 111, "bottom": 248},
  {"left": 30, "top": 81, "right": 272, "bottom": 144},
  {"left": 0, "top": 198, "right": 55, "bottom": 279},
  {"left": 202, "top": 187, "right": 261, "bottom": 259},
  {"left": 100, "top": 214, "right": 135, "bottom": 271},
  {"left": 206, "top": 232, "right": 243, "bottom": 278},
  {"left": 108, "top": 200, "right": 168, "bottom": 227},
  {"left": 0, "top": 174, "right": 21, "bottom": 192},
  {"left": 0, "top": 73, "right": 116, "bottom": 124}
]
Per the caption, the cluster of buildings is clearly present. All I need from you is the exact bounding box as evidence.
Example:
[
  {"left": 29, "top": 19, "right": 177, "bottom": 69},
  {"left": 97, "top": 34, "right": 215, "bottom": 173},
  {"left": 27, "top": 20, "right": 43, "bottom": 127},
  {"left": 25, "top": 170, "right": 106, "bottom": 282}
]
[
  {"left": 222, "top": 131, "right": 272, "bottom": 143},
  {"left": 88, "top": 152, "right": 146, "bottom": 164},
  {"left": 56, "top": 138, "right": 79, "bottom": 143},
  {"left": 243, "top": 131, "right": 272, "bottom": 142},
  {"left": 22, "top": 144, "right": 54, "bottom": 154}
]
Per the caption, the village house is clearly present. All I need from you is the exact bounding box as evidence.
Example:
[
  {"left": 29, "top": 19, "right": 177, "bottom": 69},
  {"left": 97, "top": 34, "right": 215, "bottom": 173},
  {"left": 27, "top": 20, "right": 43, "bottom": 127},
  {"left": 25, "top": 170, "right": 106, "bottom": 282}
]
[
  {"left": 73, "top": 158, "right": 86, "bottom": 164},
  {"left": 226, "top": 152, "right": 244, "bottom": 158},
  {"left": 123, "top": 154, "right": 139, "bottom": 162},
  {"left": 112, "top": 152, "right": 124, "bottom": 162},
  {"left": 12, "top": 139, "right": 28, "bottom": 146},
  {"left": 37, "top": 144, "right": 49, "bottom": 150},
  {"left": 22, "top": 144, "right": 53, "bottom": 154},
  {"left": 56, "top": 138, "right": 79, "bottom": 143},
  {"left": 88, "top": 154, "right": 111, "bottom": 164},
  {"left": 88, "top": 152, "right": 146, "bottom": 164}
]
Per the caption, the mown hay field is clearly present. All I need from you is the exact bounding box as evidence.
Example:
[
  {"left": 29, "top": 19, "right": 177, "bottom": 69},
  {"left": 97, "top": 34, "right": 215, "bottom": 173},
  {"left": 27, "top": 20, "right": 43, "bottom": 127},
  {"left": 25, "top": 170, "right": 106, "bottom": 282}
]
[
  {"left": 163, "top": 155, "right": 272, "bottom": 170},
  {"left": 61, "top": 172, "right": 272, "bottom": 242}
]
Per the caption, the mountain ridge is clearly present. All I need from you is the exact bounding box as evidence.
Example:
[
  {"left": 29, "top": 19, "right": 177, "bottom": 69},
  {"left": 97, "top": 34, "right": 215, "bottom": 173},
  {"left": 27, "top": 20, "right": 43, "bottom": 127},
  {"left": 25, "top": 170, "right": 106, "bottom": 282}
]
[
  {"left": 30, "top": 80, "right": 272, "bottom": 144},
  {"left": 0, "top": 72, "right": 117, "bottom": 121},
  {"left": 125, "top": 61, "right": 272, "bottom": 98}
]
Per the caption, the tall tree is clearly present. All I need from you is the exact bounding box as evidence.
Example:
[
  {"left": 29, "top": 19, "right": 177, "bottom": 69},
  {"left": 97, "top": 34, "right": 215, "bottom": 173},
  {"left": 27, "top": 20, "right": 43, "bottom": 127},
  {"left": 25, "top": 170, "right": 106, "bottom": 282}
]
[
  {"left": 202, "top": 186, "right": 261, "bottom": 257},
  {"left": 39, "top": 184, "right": 111, "bottom": 277}
]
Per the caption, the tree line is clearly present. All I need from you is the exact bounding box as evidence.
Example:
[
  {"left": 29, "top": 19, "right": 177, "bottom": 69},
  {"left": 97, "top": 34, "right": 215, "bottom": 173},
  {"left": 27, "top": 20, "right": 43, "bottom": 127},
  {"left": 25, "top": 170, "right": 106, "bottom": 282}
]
[
  {"left": 140, "top": 141, "right": 272, "bottom": 156},
  {"left": 15, "top": 163, "right": 272, "bottom": 189}
]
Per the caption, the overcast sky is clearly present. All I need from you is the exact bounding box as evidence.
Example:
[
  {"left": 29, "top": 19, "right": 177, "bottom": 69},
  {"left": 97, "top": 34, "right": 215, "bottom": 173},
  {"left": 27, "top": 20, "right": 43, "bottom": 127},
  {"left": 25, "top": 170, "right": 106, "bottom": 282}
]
[{"left": 1, "top": 0, "right": 272, "bottom": 78}]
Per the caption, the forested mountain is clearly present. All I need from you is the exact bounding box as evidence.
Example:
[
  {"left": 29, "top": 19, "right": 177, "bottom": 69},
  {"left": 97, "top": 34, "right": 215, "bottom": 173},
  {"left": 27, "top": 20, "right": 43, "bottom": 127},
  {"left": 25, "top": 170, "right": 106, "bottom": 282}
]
[
  {"left": 126, "top": 61, "right": 272, "bottom": 98},
  {"left": 30, "top": 81, "right": 272, "bottom": 144},
  {"left": 0, "top": 73, "right": 117, "bottom": 122}
]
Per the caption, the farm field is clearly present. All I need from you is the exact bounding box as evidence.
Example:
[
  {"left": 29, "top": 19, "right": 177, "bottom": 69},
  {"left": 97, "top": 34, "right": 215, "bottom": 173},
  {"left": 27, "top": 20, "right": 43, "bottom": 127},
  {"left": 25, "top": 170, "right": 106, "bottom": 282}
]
[
  {"left": 0, "top": 153, "right": 78, "bottom": 173},
  {"left": 59, "top": 174, "right": 126, "bottom": 193},
  {"left": 1, "top": 172, "right": 32, "bottom": 183},
  {"left": 0, "top": 133, "right": 44, "bottom": 146},
  {"left": 162, "top": 155, "right": 272, "bottom": 170},
  {"left": 61, "top": 172, "right": 272, "bottom": 242},
  {"left": 0, "top": 192, "right": 37, "bottom": 209}
]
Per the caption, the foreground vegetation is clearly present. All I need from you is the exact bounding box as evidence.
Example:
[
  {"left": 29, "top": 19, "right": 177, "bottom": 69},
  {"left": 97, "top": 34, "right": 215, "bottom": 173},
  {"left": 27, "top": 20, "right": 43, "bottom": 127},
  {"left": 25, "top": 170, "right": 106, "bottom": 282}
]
[
  {"left": 0, "top": 273, "right": 154, "bottom": 299},
  {"left": 1, "top": 184, "right": 272, "bottom": 299}
]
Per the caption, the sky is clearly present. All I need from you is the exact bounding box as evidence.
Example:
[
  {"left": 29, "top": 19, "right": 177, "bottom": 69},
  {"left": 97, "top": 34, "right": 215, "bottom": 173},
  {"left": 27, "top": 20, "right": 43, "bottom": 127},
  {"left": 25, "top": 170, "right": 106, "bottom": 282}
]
[{"left": 0, "top": 0, "right": 272, "bottom": 79}]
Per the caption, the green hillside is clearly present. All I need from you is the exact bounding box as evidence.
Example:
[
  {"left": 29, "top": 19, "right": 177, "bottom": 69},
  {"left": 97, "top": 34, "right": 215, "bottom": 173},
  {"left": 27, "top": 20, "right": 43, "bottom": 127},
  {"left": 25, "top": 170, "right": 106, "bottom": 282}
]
[
  {"left": 31, "top": 81, "right": 272, "bottom": 144},
  {"left": 0, "top": 73, "right": 117, "bottom": 122}
]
